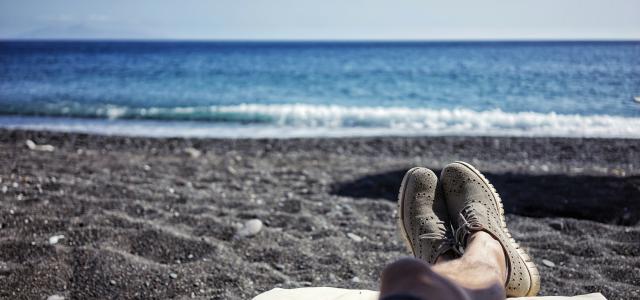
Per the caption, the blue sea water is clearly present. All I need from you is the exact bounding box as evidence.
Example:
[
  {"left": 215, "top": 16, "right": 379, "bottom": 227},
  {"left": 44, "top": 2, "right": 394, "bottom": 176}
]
[{"left": 1, "top": 41, "right": 639, "bottom": 138}]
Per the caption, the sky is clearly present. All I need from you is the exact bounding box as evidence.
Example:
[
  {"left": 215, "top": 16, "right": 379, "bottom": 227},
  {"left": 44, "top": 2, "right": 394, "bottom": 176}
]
[{"left": 0, "top": 0, "right": 639, "bottom": 40}]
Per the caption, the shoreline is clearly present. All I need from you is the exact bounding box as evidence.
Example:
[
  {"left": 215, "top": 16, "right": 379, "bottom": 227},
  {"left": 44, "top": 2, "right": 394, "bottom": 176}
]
[{"left": 1, "top": 129, "right": 638, "bottom": 299}]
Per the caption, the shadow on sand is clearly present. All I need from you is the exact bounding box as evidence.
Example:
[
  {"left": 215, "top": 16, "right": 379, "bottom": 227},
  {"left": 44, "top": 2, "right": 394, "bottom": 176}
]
[{"left": 331, "top": 169, "right": 640, "bottom": 225}]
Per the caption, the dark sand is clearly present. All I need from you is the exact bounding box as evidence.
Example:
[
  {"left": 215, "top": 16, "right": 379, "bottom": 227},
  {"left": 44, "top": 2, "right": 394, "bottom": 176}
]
[{"left": 0, "top": 129, "right": 638, "bottom": 299}]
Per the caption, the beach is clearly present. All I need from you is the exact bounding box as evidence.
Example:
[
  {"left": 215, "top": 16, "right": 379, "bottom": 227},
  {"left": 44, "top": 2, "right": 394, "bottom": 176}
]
[{"left": 0, "top": 129, "right": 638, "bottom": 299}]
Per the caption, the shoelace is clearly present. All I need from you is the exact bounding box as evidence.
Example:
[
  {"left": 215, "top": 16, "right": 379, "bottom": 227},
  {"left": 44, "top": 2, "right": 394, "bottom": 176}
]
[
  {"left": 454, "top": 204, "right": 483, "bottom": 254},
  {"left": 417, "top": 220, "right": 447, "bottom": 240},
  {"left": 417, "top": 220, "right": 456, "bottom": 255}
]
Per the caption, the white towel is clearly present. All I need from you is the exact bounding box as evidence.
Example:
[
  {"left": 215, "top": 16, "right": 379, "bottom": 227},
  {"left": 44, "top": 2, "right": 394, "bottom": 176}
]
[{"left": 253, "top": 287, "right": 607, "bottom": 300}]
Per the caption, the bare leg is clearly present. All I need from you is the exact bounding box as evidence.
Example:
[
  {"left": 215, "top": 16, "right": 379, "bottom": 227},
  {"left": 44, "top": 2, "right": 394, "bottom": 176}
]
[
  {"left": 433, "top": 231, "right": 507, "bottom": 290},
  {"left": 379, "top": 232, "right": 507, "bottom": 300}
]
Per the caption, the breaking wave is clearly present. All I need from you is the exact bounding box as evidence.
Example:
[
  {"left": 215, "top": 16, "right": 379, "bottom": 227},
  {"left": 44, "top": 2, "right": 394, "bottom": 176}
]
[{"left": 1, "top": 104, "right": 639, "bottom": 138}]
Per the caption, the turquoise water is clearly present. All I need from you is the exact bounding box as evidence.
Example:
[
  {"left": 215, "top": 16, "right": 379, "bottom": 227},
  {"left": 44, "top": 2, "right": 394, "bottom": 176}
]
[{"left": 1, "top": 41, "right": 639, "bottom": 137}]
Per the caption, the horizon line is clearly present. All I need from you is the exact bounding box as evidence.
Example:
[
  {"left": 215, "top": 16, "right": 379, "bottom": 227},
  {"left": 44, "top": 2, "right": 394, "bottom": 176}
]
[{"left": 2, "top": 38, "right": 640, "bottom": 43}]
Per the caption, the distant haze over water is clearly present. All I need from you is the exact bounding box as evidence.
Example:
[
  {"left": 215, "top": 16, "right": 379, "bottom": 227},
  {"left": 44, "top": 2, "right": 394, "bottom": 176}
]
[{"left": 1, "top": 41, "right": 639, "bottom": 138}]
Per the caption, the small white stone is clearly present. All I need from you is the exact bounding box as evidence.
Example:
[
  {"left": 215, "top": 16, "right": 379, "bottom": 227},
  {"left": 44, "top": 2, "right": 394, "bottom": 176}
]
[
  {"left": 184, "top": 147, "right": 202, "bottom": 158},
  {"left": 39, "top": 144, "right": 55, "bottom": 152},
  {"left": 347, "top": 233, "right": 363, "bottom": 242},
  {"left": 542, "top": 259, "right": 555, "bottom": 267},
  {"left": 49, "top": 235, "right": 65, "bottom": 245},
  {"left": 143, "top": 164, "right": 151, "bottom": 171},
  {"left": 1, "top": 186, "right": 7, "bottom": 193},
  {"left": 25, "top": 139, "right": 55, "bottom": 152},
  {"left": 351, "top": 276, "right": 361, "bottom": 283},
  {"left": 235, "top": 219, "right": 263, "bottom": 238},
  {"left": 226, "top": 166, "right": 237, "bottom": 175},
  {"left": 47, "top": 295, "right": 65, "bottom": 300},
  {"left": 25, "top": 139, "right": 36, "bottom": 150},
  {"left": 169, "top": 272, "right": 178, "bottom": 279}
]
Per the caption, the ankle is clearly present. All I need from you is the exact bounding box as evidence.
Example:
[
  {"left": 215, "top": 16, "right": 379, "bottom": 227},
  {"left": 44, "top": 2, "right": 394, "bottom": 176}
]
[
  {"left": 467, "top": 231, "right": 508, "bottom": 284},
  {"left": 468, "top": 231, "right": 500, "bottom": 249}
]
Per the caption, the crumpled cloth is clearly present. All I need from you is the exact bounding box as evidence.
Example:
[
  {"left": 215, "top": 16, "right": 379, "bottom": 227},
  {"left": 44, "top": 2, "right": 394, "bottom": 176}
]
[{"left": 253, "top": 287, "right": 607, "bottom": 300}]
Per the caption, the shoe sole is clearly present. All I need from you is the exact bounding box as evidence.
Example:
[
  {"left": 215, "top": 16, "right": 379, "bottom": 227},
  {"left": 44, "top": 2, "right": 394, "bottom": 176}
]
[
  {"left": 397, "top": 167, "right": 433, "bottom": 260},
  {"left": 451, "top": 161, "right": 540, "bottom": 296}
]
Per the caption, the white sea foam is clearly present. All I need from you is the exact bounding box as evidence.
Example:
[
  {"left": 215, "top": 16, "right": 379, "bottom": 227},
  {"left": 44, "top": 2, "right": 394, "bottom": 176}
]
[
  {"left": 209, "top": 104, "right": 640, "bottom": 138},
  {"left": 1, "top": 104, "right": 639, "bottom": 138}
]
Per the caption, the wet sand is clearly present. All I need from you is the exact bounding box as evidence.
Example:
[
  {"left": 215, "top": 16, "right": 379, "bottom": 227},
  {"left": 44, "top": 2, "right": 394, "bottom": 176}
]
[{"left": 0, "top": 129, "right": 638, "bottom": 299}]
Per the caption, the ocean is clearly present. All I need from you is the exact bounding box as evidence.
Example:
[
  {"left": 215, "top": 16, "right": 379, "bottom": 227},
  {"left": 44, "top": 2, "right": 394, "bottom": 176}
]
[{"left": 1, "top": 41, "right": 639, "bottom": 138}]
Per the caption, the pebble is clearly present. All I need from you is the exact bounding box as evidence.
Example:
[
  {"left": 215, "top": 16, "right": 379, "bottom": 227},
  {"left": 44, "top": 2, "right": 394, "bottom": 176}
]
[
  {"left": 184, "top": 147, "right": 202, "bottom": 158},
  {"left": 47, "top": 295, "right": 65, "bottom": 300},
  {"left": 49, "top": 235, "right": 65, "bottom": 245},
  {"left": 110, "top": 280, "right": 116, "bottom": 285},
  {"left": 235, "top": 219, "right": 263, "bottom": 238},
  {"left": 169, "top": 273, "right": 178, "bottom": 279},
  {"left": 143, "top": 164, "right": 151, "bottom": 171},
  {"left": 542, "top": 259, "right": 556, "bottom": 267},
  {"left": 25, "top": 139, "right": 55, "bottom": 152},
  {"left": 301, "top": 281, "right": 312, "bottom": 286},
  {"left": 347, "top": 233, "right": 363, "bottom": 242},
  {"left": 226, "top": 166, "right": 237, "bottom": 175},
  {"left": 611, "top": 168, "right": 626, "bottom": 176},
  {"left": 351, "top": 276, "right": 361, "bottom": 283},
  {"left": 549, "top": 220, "right": 564, "bottom": 231}
]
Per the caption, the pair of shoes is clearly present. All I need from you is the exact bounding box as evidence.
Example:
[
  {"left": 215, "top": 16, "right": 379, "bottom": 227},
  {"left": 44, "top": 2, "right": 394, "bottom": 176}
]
[{"left": 397, "top": 161, "right": 541, "bottom": 297}]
